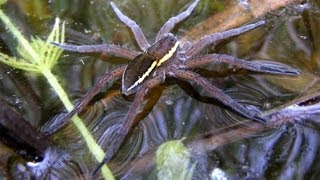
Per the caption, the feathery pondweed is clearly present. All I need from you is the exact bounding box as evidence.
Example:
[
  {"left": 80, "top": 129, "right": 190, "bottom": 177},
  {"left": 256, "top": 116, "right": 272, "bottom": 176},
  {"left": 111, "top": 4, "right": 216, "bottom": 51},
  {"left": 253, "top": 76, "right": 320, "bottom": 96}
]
[{"left": 0, "top": 1, "right": 114, "bottom": 179}]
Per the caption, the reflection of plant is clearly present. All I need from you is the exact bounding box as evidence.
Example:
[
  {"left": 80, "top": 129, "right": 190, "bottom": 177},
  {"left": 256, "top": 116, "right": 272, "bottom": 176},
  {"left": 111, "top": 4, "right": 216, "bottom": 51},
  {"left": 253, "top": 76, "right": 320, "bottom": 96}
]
[{"left": 0, "top": 1, "right": 113, "bottom": 179}]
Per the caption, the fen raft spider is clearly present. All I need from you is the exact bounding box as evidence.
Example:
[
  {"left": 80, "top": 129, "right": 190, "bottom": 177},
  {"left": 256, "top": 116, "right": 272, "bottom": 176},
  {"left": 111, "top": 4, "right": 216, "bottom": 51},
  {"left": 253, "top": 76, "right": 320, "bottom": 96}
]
[{"left": 54, "top": 0, "right": 300, "bottom": 175}]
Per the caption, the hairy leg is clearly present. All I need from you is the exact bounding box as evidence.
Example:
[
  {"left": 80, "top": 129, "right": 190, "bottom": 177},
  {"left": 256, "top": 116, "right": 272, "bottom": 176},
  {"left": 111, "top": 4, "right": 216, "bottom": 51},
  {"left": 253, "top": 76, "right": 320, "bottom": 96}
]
[
  {"left": 52, "top": 43, "right": 140, "bottom": 60},
  {"left": 93, "top": 75, "right": 165, "bottom": 175},
  {"left": 110, "top": 2, "right": 150, "bottom": 51},
  {"left": 156, "top": 0, "right": 200, "bottom": 41},
  {"left": 187, "top": 21, "right": 265, "bottom": 57},
  {"left": 173, "top": 69, "right": 266, "bottom": 123},
  {"left": 53, "top": 66, "right": 126, "bottom": 131},
  {"left": 186, "top": 54, "right": 300, "bottom": 75}
]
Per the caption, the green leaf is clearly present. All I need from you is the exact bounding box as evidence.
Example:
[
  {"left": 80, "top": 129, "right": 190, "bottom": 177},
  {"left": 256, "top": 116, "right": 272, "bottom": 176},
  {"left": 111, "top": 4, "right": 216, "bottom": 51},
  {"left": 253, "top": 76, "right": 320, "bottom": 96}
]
[
  {"left": 156, "top": 139, "right": 195, "bottom": 180},
  {"left": 0, "top": 52, "right": 40, "bottom": 73}
]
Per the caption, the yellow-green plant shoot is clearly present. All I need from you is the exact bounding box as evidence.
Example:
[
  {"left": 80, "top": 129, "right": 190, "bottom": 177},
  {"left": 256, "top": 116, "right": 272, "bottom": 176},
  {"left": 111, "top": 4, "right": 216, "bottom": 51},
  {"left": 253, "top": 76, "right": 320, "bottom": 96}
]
[{"left": 0, "top": 1, "right": 114, "bottom": 179}]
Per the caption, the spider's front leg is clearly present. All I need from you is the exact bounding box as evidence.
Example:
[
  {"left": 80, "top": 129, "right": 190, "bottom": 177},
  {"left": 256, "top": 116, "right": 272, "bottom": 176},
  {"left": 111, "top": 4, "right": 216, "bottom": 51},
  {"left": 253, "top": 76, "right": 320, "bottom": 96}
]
[
  {"left": 93, "top": 75, "right": 165, "bottom": 175},
  {"left": 110, "top": 2, "right": 150, "bottom": 51},
  {"left": 52, "top": 43, "right": 140, "bottom": 60},
  {"left": 52, "top": 66, "right": 126, "bottom": 131},
  {"left": 155, "top": 0, "right": 200, "bottom": 41},
  {"left": 173, "top": 70, "right": 266, "bottom": 122},
  {"left": 186, "top": 54, "right": 301, "bottom": 75},
  {"left": 187, "top": 21, "right": 265, "bottom": 57}
]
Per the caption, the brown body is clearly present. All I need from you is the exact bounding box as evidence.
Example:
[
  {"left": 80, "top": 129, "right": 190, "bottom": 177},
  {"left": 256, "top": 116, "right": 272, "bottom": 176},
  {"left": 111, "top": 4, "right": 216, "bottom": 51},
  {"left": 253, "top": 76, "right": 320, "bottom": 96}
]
[
  {"left": 122, "top": 34, "right": 178, "bottom": 95},
  {"left": 54, "top": 0, "right": 300, "bottom": 175}
]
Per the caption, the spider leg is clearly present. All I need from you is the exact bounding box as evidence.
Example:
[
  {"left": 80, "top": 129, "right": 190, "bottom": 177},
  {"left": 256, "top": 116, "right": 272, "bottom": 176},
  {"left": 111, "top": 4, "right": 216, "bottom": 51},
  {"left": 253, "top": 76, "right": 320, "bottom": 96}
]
[
  {"left": 173, "top": 70, "right": 266, "bottom": 122},
  {"left": 155, "top": 0, "right": 200, "bottom": 41},
  {"left": 186, "top": 54, "right": 301, "bottom": 75},
  {"left": 93, "top": 76, "right": 164, "bottom": 175},
  {"left": 52, "top": 43, "right": 140, "bottom": 60},
  {"left": 187, "top": 21, "right": 265, "bottom": 57},
  {"left": 50, "top": 66, "right": 126, "bottom": 132},
  {"left": 110, "top": 2, "right": 150, "bottom": 51}
]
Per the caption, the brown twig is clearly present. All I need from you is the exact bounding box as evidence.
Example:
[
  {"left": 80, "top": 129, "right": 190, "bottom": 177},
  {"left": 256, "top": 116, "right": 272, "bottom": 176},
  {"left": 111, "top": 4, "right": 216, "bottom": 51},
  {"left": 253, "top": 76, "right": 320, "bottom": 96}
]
[{"left": 183, "top": 0, "right": 305, "bottom": 42}]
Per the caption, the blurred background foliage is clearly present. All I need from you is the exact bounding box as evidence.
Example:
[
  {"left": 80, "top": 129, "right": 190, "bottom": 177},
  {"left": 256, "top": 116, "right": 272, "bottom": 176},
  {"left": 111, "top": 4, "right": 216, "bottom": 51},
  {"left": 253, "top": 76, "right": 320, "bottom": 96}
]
[{"left": 1, "top": 0, "right": 320, "bottom": 179}]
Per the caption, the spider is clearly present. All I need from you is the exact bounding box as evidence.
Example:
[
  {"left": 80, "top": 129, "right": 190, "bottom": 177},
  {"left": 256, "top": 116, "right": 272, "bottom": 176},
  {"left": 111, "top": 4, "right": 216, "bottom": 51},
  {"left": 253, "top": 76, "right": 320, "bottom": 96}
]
[{"left": 54, "top": 0, "right": 300, "bottom": 175}]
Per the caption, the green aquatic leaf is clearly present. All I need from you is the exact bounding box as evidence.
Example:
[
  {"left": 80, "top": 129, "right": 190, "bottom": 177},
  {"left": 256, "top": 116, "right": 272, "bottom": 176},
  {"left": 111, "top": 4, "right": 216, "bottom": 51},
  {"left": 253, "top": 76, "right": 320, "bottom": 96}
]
[
  {"left": 0, "top": 17, "right": 65, "bottom": 73},
  {"left": 156, "top": 139, "right": 195, "bottom": 180}
]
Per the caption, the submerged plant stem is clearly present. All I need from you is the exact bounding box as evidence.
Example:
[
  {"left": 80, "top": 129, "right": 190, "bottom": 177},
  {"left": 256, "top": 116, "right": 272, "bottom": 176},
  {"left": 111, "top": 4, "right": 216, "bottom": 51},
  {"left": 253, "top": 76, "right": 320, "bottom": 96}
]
[
  {"left": 41, "top": 66, "right": 114, "bottom": 180},
  {"left": 0, "top": 5, "right": 114, "bottom": 179},
  {"left": 0, "top": 10, "right": 39, "bottom": 61}
]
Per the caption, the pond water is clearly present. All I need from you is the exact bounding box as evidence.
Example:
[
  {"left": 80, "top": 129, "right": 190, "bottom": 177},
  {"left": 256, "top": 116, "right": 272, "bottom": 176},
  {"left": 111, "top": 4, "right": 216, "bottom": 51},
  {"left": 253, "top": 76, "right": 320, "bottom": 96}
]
[{"left": 0, "top": 0, "right": 320, "bottom": 179}]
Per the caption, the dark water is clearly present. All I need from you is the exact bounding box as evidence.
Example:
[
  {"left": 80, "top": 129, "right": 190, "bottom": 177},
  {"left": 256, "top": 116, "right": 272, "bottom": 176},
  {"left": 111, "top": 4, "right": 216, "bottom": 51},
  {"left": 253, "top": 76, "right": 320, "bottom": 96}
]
[{"left": 1, "top": 0, "right": 320, "bottom": 179}]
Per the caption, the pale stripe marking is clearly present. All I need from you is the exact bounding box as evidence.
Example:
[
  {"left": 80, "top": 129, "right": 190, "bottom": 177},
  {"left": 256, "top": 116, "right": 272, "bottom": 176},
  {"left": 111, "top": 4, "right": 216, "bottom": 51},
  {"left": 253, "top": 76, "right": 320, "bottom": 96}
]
[
  {"left": 127, "top": 41, "right": 179, "bottom": 92},
  {"left": 127, "top": 61, "right": 158, "bottom": 91},
  {"left": 157, "top": 41, "right": 180, "bottom": 66}
]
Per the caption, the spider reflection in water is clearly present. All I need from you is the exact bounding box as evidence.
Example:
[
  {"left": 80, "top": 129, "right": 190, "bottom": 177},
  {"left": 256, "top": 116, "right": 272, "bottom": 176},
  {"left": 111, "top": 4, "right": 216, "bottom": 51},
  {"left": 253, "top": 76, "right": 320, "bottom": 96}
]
[{"left": 54, "top": 0, "right": 300, "bottom": 175}]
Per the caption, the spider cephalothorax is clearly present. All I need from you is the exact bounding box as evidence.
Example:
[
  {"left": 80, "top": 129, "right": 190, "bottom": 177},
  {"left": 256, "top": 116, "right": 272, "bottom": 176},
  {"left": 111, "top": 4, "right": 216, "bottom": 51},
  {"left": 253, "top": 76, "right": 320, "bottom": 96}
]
[
  {"left": 54, "top": 0, "right": 300, "bottom": 174},
  {"left": 123, "top": 34, "right": 179, "bottom": 95}
]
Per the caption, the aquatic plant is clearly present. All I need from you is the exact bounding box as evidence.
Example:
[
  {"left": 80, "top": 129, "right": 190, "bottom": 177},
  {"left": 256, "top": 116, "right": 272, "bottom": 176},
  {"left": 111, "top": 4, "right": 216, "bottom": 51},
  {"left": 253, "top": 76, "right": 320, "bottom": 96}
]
[{"left": 0, "top": 0, "right": 113, "bottom": 179}]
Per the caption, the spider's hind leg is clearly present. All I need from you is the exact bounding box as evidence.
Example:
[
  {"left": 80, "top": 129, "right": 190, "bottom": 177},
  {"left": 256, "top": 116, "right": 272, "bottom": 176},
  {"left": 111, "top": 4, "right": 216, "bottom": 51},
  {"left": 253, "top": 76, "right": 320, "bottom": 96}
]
[
  {"left": 155, "top": 0, "right": 200, "bottom": 41},
  {"left": 93, "top": 75, "right": 164, "bottom": 175}
]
